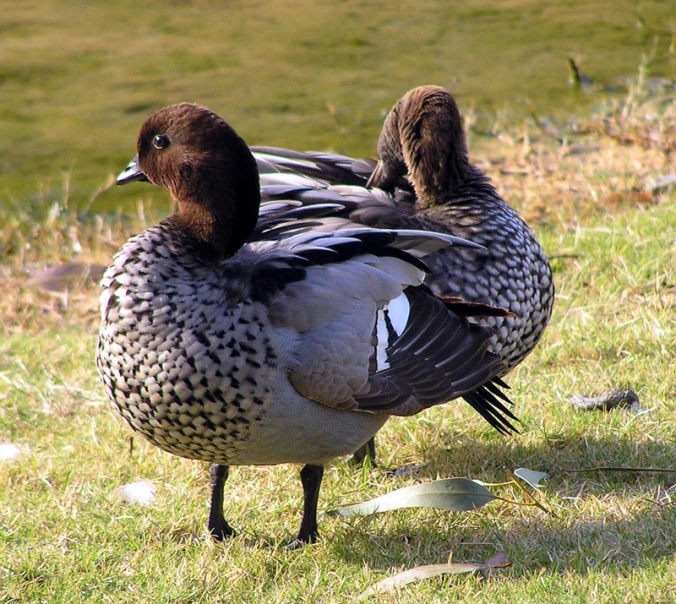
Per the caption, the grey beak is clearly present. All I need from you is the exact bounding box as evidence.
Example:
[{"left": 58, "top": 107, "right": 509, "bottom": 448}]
[{"left": 116, "top": 155, "right": 149, "bottom": 185}]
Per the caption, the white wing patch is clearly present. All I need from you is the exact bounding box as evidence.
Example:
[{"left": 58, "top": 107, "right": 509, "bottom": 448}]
[
  {"left": 374, "top": 292, "right": 411, "bottom": 372},
  {"left": 375, "top": 309, "right": 390, "bottom": 370},
  {"left": 387, "top": 292, "right": 411, "bottom": 336}
]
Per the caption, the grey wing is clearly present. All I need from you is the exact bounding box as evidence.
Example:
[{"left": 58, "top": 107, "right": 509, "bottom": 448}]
[{"left": 266, "top": 253, "right": 426, "bottom": 409}]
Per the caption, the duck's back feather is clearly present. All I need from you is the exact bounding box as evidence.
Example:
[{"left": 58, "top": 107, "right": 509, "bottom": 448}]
[
  {"left": 253, "top": 146, "right": 554, "bottom": 375},
  {"left": 244, "top": 225, "right": 515, "bottom": 426}
]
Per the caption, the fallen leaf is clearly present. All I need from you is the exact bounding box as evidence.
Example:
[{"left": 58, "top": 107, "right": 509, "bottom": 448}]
[
  {"left": 480, "top": 551, "right": 509, "bottom": 576},
  {"left": 645, "top": 174, "right": 676, "bottom": 192},
  {"left": 359, "top": 551, "right": 509, "bottom": 598},
  {"left": 326, "top": 478, "right": 496, "bottom": 518},
  {"left": 514, "top": 468, "right": 548, "bottom": 489},
  {"left": 570, "top": 389, "right": 640, "bottom": 412},
  {"left": 388, "top": 463, "right": 428, "bottom": 478}
]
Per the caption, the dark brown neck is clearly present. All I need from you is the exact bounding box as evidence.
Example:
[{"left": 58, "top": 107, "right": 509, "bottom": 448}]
[
  {"left": 410, "top": 147, "right": 470, "bottom": 209},
  {"left": 173, "top": 203, "right": 227, "bottom": 259},
  {"left": 396, "top": 87, "right": 471, "bottom": 209},
  {"left": 171, "top": 151, "right": 260, "bottom": 259}
]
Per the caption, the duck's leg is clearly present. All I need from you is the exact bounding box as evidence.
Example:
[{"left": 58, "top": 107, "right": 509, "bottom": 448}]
[
  {"left": 349, "top": 437, "right": 377, "bottom": 467},
  {"left": 288, "top": 464, "right": 324, "bottom": 548},
  {"left": 208, "top": 463, "right": 235, "bottom": 541}
]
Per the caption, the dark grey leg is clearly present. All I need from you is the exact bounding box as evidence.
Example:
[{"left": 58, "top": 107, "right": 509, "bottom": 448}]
[
  {"left": 208, "top": 463, "right": 235, "bottom": 541},
  {"left": 349, "top": 437, "right": 377, "bottom": 467},
  {"left": 288, "top": 464, "right": 324, "bottom": 548}
]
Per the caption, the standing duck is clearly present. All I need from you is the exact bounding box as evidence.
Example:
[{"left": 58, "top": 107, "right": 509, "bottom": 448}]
[
  {"left": 98, "top": 102, "right": 516, "bottom": 545},
  {"left": 253, "top": 85, "right": 554, "bottom": 461}
]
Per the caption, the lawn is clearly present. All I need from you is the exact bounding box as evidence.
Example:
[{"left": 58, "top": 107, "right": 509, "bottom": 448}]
[{"left": 1, "top": 2, "right": 676, "bottom": 602}]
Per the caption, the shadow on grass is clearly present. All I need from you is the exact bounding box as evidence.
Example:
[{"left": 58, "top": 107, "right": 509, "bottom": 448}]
[
  {"left": 115, "top": 430, "right": 675, "bottom": 578},
  {"left": 323, "top": 431, "right": 676, "bottom": 575}
]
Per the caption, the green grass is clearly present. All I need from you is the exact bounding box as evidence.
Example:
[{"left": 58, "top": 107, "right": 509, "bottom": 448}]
[
  {"left": 2, "top": 149, "right": 676, "bottom": 601},
  {"left": 1, "top": 0, "right": 674, "bottom": 214},
  {"left": 2, "top": 1, "right": 676, "bottom": 601}
]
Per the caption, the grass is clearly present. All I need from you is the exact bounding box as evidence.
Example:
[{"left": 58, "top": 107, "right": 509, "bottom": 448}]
[
  {"left": 2, "top": 85, "right": 676, "bottom": 601},
  {"left": 1, "top": 0, "right": 675, "bottom": 213},
  {"left": 2, "top": 1, "right": 676, "bottom": 602}
]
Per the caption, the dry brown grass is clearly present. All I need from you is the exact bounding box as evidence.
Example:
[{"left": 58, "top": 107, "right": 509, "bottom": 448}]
[{"left": 466, "top": 77, "right": 676, "bottom": 230}]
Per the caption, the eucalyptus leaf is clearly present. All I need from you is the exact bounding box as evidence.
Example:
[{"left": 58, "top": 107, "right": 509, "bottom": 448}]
[
  {"left": 326, "top": 478, "right": 496, "bottom": 518},
  {"left": 514, "top": 468, "right": 548, "bottom": 488},
  {"left": 359, "top": 551, "right": 509, "bottom": 598},
  {"left": 483, "top": 551, "right": 509, "bottom": 569}
]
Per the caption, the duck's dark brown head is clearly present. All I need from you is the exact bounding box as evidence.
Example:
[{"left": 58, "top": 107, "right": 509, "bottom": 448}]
[
  {"left": 118, "top": 103, "right": 260, "bottom": 259},
  {"left": 368, "top": 86, "right": 470, "bottom": 209}
]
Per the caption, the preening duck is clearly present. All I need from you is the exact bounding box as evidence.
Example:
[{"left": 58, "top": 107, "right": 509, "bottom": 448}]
[
  {"left": 253, "top": 85, "right": 554, "bottom": 462},
  {"left": 98, "top": 102, "right": 515, "bottom": 545}
]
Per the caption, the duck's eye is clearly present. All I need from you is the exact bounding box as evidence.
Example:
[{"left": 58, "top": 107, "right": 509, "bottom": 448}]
[{"left": 153, "top": 134, "right": 169, "bottom": 150}]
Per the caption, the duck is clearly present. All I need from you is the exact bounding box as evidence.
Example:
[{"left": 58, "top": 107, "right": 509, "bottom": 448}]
[
  {"left": 98, "top": 102, "right": 517, "bottom": 545},
  {"left": 252, "top": 85, "right": 555, "bottom": 463}
]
